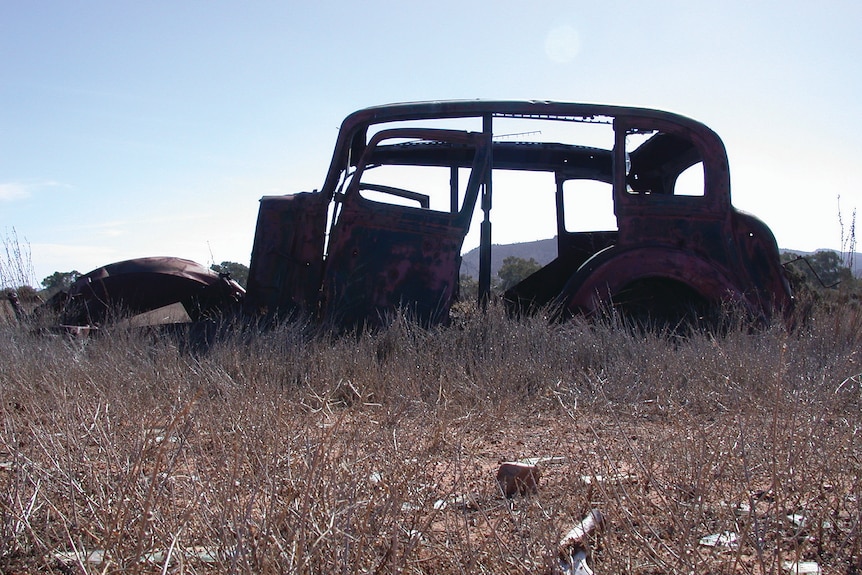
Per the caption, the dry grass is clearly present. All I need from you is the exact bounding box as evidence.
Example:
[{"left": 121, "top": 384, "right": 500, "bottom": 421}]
[{"left": 1, "top": 302, "right": 861, "bottom": 574}]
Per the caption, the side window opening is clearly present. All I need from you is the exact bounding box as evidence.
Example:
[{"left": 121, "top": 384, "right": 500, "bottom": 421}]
[
  {"left": 461, "top": 169, "right": 558, "bottom": 258},
  {"left": 357, "top": 164, "right": 473, "bottom": 213},
  {"left": 561, "top": 179, "right": 618, "bottom": 232},
  {"left": 672, "top": 162, "right": 705, "bottom": 197},
  {"left": 624, "top": 130, "right": 705, "bottom": 197},
  {"left": 347, "top": 131, "right": 483, "bottom": 216}
]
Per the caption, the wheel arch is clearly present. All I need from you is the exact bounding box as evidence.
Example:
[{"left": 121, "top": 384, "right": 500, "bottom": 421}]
[{"left": 560, "top": 246, "right": 749, "bottom": 317}]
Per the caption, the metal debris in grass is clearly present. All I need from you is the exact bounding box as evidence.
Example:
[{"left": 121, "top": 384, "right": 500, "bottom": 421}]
[
  {"left": 733, "top": 501, "right": 753, "bottom": 515},
  {"left": 579, "top": 473, "right": 637, "bottom": 486},
  {"left": 561, "top": 549, "right": 594, "bottom": 575},
  {"left": 519, "top": 455, "right": 567, "bottom": 466},
  {"left": 497, "top": 461, "right": 540, "bottom": 497},
  {"left": 141, "top": 546, "right": 220, "bottom": 565},
  {"left": 433, "top": 492, "right": 480, "bottom": 512},
  {"left": 54, "top": 546, "right": 221, "bottom": 568},
  {"left": 698, "top": 531, "right": 739, "bottom": 549},
  {"left": 559, "top": 509, "right": 604, "bottom": 575},
  {"left": 783, "top": 561, "right": 822, "bottom": 574},
  {"left": 146, "top": 426, "right": 178, "bottom": 445},
  {"left": 787, "top": 512, "right": 833, "bottom": 531},
  {"left": 53, "top": 549, "right": 106, "bottom": 566}
]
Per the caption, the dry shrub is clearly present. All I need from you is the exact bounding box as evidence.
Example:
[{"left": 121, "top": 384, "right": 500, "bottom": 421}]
[{"left": 1, "top": 300, "right": 860, "bottom": 574}]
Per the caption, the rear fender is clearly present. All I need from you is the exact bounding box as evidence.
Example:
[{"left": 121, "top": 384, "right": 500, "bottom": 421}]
[{"left": 562, "top": 247, "right": 747, "bottom": 316}]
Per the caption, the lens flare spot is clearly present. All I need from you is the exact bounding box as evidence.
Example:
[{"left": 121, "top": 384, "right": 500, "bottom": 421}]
[{"left": 545, "top": 25, "right": 581, "bottom": 64}]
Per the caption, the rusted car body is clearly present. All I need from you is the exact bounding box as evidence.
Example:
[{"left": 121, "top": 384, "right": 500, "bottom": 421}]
[
  {"left": 40, "top": 257, "right": 244, "bottom": 327},
  {"left": 244, "top": 100, "right": 791, "bottom": 326},
  {"left": 31, "top": 101, "right": 790, "bottom": 330}
]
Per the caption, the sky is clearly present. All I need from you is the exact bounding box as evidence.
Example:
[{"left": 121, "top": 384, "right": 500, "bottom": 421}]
[{"left": 2, "top": 1, "right": 861, "bottom": 286}]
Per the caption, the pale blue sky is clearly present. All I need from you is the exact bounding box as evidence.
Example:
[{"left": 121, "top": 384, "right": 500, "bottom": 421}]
[{"left": 2, "top": 1, "right": 860, "bottom": 284}]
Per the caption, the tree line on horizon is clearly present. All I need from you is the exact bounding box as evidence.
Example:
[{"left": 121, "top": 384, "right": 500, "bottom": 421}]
[{"left": 4, "top": 251, "right": 860, "bottom": 306}]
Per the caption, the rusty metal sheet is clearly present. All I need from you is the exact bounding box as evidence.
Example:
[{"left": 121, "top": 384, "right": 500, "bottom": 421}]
[
  {"left": 44, "top": 256, "right": 244, "bottom": 326},
  {"left": 323, "top": 204, "right": 466, "bottom": 326},
  {"left": 243, "top": 191, "right": 328, "bottom": 321}
]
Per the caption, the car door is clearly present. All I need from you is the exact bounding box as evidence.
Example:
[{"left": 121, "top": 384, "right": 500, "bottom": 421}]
[{"left": 323, "top": 128, "right": 490, "bottom": 326}]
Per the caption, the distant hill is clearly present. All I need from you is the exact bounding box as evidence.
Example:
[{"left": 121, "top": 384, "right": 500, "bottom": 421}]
[
  {"left": 460, "top": 237, "right": 557, "bottom": 279},
  {"left": 782, "top": 249, "right": 862, "bottom": 278},
  {"left": 460, "top": 238, "right": 862, "bottom": 279}
]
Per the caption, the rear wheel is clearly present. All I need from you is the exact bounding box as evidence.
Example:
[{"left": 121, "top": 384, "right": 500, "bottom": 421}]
[{"left": 606, "top": 277, "right": 713, "bottom": 330}]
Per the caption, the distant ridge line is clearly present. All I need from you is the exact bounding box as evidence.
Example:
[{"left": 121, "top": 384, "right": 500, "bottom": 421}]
[{"left": 460, "top": 238, "right": 862, "bottom": 279}]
